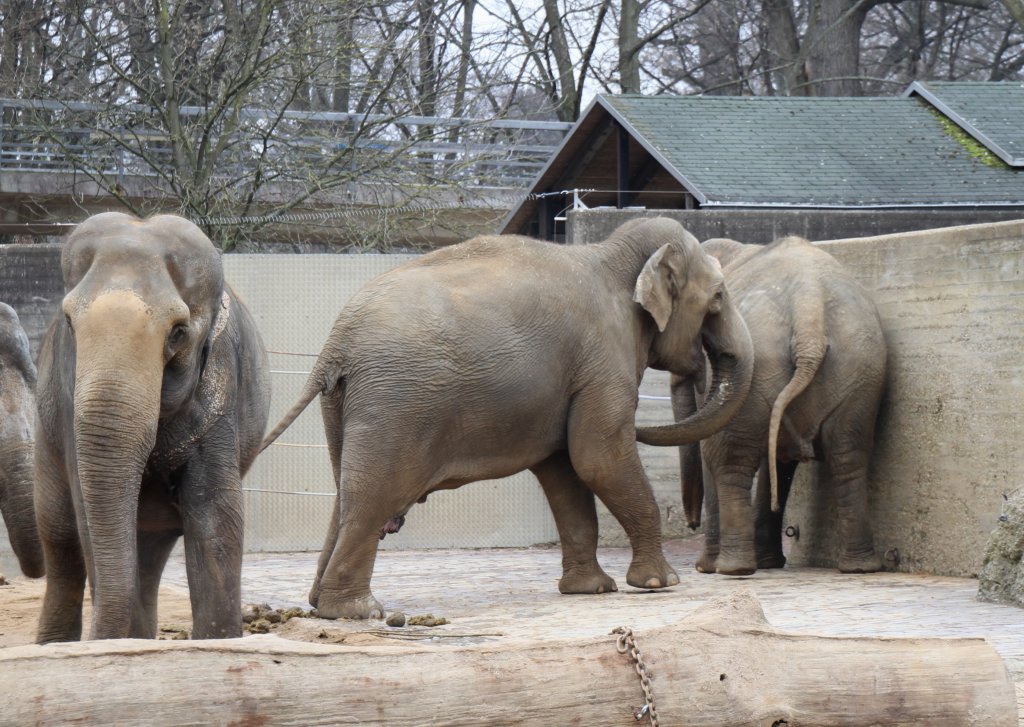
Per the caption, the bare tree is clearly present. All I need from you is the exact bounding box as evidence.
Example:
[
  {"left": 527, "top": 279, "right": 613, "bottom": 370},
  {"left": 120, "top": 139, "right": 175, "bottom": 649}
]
[
  {"left": 649, "top": 0, "right": 1021, "bottom": 96},
  {"left": 2, "top": 0, "right": 561, "bottom": 249}
]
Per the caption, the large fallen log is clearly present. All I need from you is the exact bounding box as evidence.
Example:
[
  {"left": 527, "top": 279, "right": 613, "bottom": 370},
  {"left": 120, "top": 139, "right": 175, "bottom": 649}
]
[{"left": 0, "top": 590, "right": 1014, "bottom": 726}]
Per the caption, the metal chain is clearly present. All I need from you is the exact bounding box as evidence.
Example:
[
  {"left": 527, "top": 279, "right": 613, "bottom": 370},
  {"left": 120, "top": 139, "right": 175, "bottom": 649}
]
[{"left": 612, "top": 626, "right": 659, "bottom": 726}]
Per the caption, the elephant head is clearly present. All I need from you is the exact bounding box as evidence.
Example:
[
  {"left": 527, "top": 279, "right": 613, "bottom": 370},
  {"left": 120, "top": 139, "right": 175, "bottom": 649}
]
[
  {"left": 0, "top": 303, "right": 43, "bottom": 577},
  {"left": 630, "top": 221, "right": 754, "bottom": 447},
  {"left": 58, "top": 212, "right": 223, "bottom": 633}
]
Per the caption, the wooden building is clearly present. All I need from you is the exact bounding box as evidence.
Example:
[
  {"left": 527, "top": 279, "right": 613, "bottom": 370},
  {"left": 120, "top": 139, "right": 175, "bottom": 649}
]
[{"left": 500, "top": 81, "right": 1024, "bottom": 243}]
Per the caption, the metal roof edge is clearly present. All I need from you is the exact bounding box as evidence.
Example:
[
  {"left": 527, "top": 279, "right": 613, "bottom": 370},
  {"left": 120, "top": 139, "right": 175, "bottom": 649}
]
[
  {"left": 597, "top": 95, "right": 709, "bottom": 206},
  {"left": 905, "top": 81, "right": 1023, "bottom": 168}
]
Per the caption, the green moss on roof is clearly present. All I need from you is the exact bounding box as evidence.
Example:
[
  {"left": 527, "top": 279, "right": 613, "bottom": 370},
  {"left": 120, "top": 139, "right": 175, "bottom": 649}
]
[{"left": 927, "top": 105, "right": 1008, "bottom": 169}]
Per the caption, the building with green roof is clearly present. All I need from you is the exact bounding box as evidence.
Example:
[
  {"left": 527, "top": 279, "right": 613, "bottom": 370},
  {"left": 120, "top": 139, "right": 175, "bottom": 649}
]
[{"left": 501, "top": 81, "right": 1024, "bottom": 242}]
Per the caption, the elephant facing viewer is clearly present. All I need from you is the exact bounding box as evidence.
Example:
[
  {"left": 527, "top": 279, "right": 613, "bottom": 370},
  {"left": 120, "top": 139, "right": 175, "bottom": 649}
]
[
  {"left": 261, "top": 217, "right": 753, "bottom": 619},
  {"left": 33, "top": 212, "right": 271, "bottom": 642},
  {"left": 669, "top": 236, "right": 886, "bottom": 576},
  {"left": 0, "top": 303, "right": 44, "bottom": 577}
]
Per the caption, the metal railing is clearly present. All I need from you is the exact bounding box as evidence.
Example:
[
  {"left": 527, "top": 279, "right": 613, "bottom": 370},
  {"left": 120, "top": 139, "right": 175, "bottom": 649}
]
[{"left": 0, "top": 98, "right": 570, "bottom": 189}]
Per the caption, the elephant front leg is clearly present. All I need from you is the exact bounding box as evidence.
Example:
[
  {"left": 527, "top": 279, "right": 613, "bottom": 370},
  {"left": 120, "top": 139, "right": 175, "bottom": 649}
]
[
  {"left": 569, "top": 418, "right": 678, "bottom": 590},
  {"left": 36, "top": 535, "right": 87, "bottom": 643},
  {"left": 130, "top": 530, "right": 181, "bottom": 638},
  {"left": 179, "top": 453, "right": 245, "bottom": 639},
  {"left": 531, "top": 453, "right": 616, "bottom": 594},
  {"left": 695, "top": 459, "right": 720, "bottom": 574},
  {"left": 34, "top": 448, "right": 87, "bottom": 644}
]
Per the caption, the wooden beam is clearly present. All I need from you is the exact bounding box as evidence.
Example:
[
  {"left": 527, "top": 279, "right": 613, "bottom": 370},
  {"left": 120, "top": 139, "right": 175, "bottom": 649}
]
[{"left": 0, "top": 590, "right": 1015, "bottom": 726}]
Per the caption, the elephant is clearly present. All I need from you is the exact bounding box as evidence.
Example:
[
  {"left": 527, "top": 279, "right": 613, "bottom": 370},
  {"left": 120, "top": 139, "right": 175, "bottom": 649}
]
[
  {"left": 33, "top": 212, "right": 271, "bottom": 642},
  {"left": 0, "top": 302, "right": 44, "bottom": 578},
  {"left": 668, "top": 236, "right": 887, "bottom": 576},
  {"left": 260, "top": 217, "right": 754, "bottom": 619}
]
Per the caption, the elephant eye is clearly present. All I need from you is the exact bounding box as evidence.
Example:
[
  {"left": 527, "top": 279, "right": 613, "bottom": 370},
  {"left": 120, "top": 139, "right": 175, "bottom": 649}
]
[
  {"left": 64, "top": 314, "right": 74, "bottom": 332},
  {"left": 168, "top": 324, "right": 188, "bottom": 348}
]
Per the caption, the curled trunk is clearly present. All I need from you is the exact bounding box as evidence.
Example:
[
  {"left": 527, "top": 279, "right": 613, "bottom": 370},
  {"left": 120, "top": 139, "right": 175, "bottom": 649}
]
[{"left": 637, "top": 303, "right": 753, "bottom": 446}]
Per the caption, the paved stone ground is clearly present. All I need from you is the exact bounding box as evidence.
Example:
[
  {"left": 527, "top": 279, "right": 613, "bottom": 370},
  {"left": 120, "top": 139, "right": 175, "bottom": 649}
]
[{"left": 163, "top": 537, "right": 1024, "bottom": 689}]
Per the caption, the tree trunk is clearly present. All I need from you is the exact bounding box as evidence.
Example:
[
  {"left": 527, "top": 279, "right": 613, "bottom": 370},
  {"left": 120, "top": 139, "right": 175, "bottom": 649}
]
[
  {"left": 1, "top": 591, "right": 1014, "bottom": 726},
  {"left": 764, "top": 0, "right": 810, "bottom": 96},
  {"left": 542, "top": 0, "right": 579, "bottom": 122},
  {"left": 805, "top": 0, "right": 872, "bottom": 96},
  {"left": 619, "top": 0, "right": 641, "bottom": 93}
]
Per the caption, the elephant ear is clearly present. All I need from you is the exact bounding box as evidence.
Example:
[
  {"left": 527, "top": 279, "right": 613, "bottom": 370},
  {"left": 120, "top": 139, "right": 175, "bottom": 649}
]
[{"left": 633, "top": 243, "right": 679, "bottom": 332}]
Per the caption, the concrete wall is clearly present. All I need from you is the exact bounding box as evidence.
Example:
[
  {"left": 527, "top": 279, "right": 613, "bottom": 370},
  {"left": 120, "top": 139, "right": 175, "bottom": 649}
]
[
  {"left": 571, "top": 210, "right": 1024, "bottom": 577},
  {"left": 0, "top": 243, "right": 64, "bottom": 359},
  {"left": 568, "top": 207, "right": 1024, "bottom": 246},
  {"left": 785, "top": 221, "right": 1024, "bottom": 577},
  {"left": 4, "top": 215, "right": 1018, "bottom": 575}
]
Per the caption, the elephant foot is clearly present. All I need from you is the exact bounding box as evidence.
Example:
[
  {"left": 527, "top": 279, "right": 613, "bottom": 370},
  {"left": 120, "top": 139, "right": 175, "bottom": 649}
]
[
  {"left": 313, "top": 589, "right": 385, "bottom": 620},
  {"left": 756, "top": 551, "right": 787, "bottom": 569},
  {"left": 626, "top": 556, "right": 679, "bottom": 590},
  {"left": 695, "top": 550, "right": 718, "bottom": 574},
  {"left": 558, "top": 566, "right": 618, "bottom": 595},
  {"left": 715, "top": 551, "right": 757, "bottom": 577},
  {"left": 838, "top": 551, "right": 882, "bottom": 574}
]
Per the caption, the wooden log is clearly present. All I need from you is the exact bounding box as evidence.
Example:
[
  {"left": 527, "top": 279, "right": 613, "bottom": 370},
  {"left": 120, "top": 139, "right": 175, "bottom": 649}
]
[{"left": 0, "top": 590, "right": 1014, "bottom": 726}]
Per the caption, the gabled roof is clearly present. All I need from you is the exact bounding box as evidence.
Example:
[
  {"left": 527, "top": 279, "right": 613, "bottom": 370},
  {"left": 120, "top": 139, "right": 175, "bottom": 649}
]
[
  {"left": 905, "top": 80, "right": 1024, "bottom": 167},
  {"left": 500, "top": 84, "right": 1024, "bottom": 236}
]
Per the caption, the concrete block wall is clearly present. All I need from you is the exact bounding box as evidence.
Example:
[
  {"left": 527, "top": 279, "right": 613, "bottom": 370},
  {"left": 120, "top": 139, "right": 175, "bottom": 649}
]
[
  {"left": 785, "top": 220, "right": 1024, "bottom": 577},
  {"left": 3, "top": 216, "right": 1019, "bottom": 576}
]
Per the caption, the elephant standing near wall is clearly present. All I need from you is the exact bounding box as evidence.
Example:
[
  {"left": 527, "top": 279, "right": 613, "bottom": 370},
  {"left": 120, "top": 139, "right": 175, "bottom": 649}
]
[
  {"left": 0, "top": 303, "right": 44, "bottom": 578},
  {"left": 261, "top": 217, "right": 754, "bottom": 619},
  {"left": 33, "top": 212, "right": 271, "bottom": 642},
  {"left": 661, "top": 236, "right": 887, "bottom": 576}
]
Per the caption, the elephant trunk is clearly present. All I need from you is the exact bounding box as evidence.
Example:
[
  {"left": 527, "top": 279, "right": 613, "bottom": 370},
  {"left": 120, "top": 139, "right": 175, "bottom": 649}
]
[
  {"left": 670, "top": 374, "right": 704, "bottom": 529},
  {"left": 0, "top": 440, "right": 44, "bottom": 577},
  {"left": 72, "top": 295, "right": 164, "bottom": 639},
  {"left": 637, "top": 301, "right": 753, "bottom": 447}
]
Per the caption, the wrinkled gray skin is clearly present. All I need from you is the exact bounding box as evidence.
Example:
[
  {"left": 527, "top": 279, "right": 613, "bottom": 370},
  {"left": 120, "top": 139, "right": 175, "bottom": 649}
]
[
  {"left": 262, "top": 218, "right": 754, "bottom": 619},
  {"left": 0, "top": 303, "right": 44, "bottom": 577},
  {"left": 674, "top": 237, "right": 886, "bottom": 576},
  {"left": 33, "top": 212, "right": 271, "bottom": 642}
]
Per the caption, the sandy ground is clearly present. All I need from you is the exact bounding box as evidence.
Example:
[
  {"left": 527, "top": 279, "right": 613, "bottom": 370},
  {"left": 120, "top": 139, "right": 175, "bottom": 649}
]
[{"left": 2, "top": 537, "right": 1023, "bottom": 721}]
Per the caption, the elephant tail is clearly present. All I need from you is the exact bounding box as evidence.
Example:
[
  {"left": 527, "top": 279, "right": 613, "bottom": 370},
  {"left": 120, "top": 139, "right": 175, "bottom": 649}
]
[
  {"left": 259, "top": 357, "right": 338, "bottom": 453},
  {"left": 768, "top": 296, "right": 828, "bottom": 512}
]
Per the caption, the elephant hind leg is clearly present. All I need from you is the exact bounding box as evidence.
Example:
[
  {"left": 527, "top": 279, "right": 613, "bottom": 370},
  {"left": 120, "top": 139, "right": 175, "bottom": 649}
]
[
  {"left": 822, "top": 411, "right": 881, "bottom": 574},
  {"left": 310, "top": 387, "right": 345, "bottom": 608},
  {"left": 315, "top": 509, "right": 386, "bottom": 620},
  {"left": 754, "top": 459, "right": 798, "bottom": 569},
  {"left": 530, "top": 452, "right": 616, "bottom": 595},
  {"left": 314, "top": 457, "right": 413, "bottom": 619}
]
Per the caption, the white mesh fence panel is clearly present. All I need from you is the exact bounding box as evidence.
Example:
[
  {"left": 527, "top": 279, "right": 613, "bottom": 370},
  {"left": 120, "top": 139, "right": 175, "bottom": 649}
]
[{"left": 224, "top": 254, "right": 560, "bottom": 552}]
